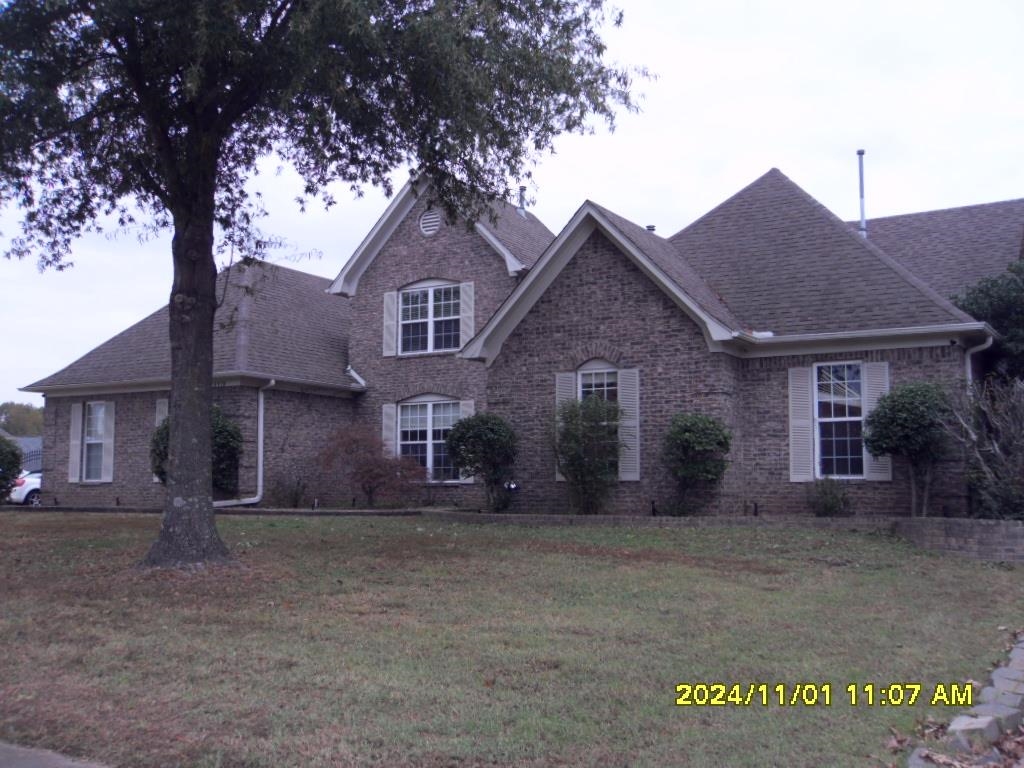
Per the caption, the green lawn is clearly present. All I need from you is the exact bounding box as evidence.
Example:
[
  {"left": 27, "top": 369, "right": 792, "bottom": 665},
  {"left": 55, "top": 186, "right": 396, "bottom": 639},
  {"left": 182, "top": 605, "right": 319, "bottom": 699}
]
[{"left": 0, "top": 513, "right": 1018, "bottom": 767}]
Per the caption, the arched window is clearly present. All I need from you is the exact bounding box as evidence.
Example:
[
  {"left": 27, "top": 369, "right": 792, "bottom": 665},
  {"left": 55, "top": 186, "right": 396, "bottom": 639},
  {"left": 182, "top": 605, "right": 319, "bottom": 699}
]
[
  {"left": 554, "top": 361, "right": 640, "bottom": 482},
  {"left": 382, "top": 395, "right": 475, "bottom": 483}
]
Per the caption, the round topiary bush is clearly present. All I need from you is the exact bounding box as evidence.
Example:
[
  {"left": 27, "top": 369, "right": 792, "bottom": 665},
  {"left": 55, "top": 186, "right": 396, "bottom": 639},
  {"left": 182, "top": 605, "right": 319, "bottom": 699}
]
[
  {"left": 661, "top": 412, "right": 731, "bottom": 514},
  {"left": 446, "top": 412, "right": 517, "bottom": 512}
]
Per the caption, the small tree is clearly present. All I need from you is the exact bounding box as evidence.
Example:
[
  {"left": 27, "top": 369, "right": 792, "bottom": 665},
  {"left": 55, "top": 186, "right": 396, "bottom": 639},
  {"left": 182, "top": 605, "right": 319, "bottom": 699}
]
[
  {"left": 0, "top": 433, "right": 23, "bottom": 502},
  {"left": 446, "top": 413, "right": 517, "bottom": 512},
  {"left": 555, "top": 397, "right": 621, "bottom": 515},
  {"left": 320, "top": 426, "right": 420, "bottom": 508},
  {"left": 955, "top": 260, "right": 1024, "bottom": 379},
  {"left": 945, "top": 379, "right": 1024, "bottom": 520},
  {"left": 151, "top": 407, "right": 243, "bottom": 496},
  {"left": 864, "top": 382, "right": 949, "bottom": 516},
  {"left": 661, "top": 413, "right": 731, "bottom": 514}
]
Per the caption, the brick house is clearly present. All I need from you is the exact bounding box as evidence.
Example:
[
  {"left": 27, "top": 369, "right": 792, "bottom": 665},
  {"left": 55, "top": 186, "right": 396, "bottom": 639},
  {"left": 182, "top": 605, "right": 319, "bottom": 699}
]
[{"left": 24, "top": 169, "right": 1022, "bottom": 515}]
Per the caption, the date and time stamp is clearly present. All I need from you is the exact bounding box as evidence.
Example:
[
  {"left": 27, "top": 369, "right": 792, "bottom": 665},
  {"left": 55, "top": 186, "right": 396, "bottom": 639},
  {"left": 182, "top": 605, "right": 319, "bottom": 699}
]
[{"left": 674, "top": 682, "right": 973, "bottom": 708}]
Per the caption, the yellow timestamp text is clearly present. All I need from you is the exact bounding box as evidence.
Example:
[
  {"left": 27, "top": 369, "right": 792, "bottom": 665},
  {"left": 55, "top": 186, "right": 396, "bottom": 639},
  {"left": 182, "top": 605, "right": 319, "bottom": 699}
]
[{"left": 673, "top": 682, "right": 973, "bottom": 707}]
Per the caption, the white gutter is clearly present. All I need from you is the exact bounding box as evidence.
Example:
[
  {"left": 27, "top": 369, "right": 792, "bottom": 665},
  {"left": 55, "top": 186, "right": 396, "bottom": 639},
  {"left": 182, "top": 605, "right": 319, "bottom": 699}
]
[
  {"left": 214, "top": 378, "right": 276, "bottom": 508},
  {"left": 730, "top": 322, "right": 993, "bottom": 346},
  {"left": 964, "top": 335, "right": 995, "bottom": 388}
]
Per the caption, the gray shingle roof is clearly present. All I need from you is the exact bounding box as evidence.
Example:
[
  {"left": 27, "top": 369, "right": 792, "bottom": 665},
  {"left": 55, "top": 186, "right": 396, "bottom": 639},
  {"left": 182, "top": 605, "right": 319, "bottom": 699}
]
[
  {"left": 25, "top": 263, "right": 359, "bottom": 393},
  {"left": 482, "top": 200, "right": 554, "bottom": 268},
  {"left": 668, "top": 168, "right": 972, "bottom": 336},
  {"left": 855, "top": 199, "right": 1024, "bottom": 301},
  {"left": 587, "top": 202, "right": 742, "bottom": 331}
]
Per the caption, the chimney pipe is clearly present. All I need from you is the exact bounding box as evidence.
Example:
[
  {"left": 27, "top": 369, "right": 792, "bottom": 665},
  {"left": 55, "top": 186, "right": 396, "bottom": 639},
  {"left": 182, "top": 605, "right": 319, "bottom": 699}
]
[
  {"left": 857, "top": 149, "right": 867, "bottom": 239},
  {"left": 645, "top": 225, "right": 656, "bottom": 232},
  {"left": 517, "top": 185, "right": 527, "bottom": 217}
]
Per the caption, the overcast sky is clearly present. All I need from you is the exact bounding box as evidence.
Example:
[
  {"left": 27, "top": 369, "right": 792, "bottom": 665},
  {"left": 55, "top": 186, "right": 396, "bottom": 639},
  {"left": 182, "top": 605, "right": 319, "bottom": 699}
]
[{"left": 3, "top": 0, "right": 1023, "bottom": 407}]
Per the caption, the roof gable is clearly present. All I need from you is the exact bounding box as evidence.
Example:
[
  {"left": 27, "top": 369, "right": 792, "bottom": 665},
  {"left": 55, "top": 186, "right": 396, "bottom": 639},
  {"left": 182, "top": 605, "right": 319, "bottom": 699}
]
[
  {"left": 461, "top": 202, "right": 738, "bottom": 365},
  {"left": 856, "top": 198, "right": 1024, "bottom": 300},
  {"left": 328, "top": 180, "right": 554, "bottom": 296},
  {"left": 669, "top": 169, "right": 973, "bottom": 336}
]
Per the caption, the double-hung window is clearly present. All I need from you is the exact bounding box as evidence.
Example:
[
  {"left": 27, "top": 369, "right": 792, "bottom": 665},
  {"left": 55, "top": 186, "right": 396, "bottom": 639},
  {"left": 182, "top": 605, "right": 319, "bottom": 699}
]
[
  {"left": 787, "top": 361, "right": 891, "bottom": 482},
  {"left": 814, "top": 363, "right": 864, "bottom": 478},
  {"left": 395, "top": 398, "right": 470, "bottom": 482},
  {"left": 68, "top": 400, "right": 116, "bottom": 483},
  {"left": 400, "top": 284, "right": 460, "bottom": 354}
]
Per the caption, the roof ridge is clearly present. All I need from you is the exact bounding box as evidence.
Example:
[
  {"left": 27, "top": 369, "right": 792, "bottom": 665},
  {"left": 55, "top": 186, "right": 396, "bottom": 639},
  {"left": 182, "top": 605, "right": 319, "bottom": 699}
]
[
  {"left": 781, "top": 173, "right": 974, "bottom": 323},
  {"left": 857, "top": 196, "right": 1024, "bottom": 224},
  {"left": 669, "top": 168, "right": 786, "bottom": 241}
]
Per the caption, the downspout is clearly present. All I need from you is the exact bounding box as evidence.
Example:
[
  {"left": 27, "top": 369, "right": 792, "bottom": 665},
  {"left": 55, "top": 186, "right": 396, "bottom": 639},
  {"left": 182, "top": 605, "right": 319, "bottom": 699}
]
[
  {"left": 214, "top": 378, "right": 276, "bottom": 508},
  {"left": 964, "top": 336, "right": 994, "bottom": 389}
]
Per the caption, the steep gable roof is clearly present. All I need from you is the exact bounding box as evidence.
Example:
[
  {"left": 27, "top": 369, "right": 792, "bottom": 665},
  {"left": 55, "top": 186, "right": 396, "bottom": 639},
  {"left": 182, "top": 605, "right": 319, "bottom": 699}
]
[
  {"left": 857, "top": 198, "right": 1024, "bottom": 300},
  {"left": 329, "top": 179, "right": 554, "bottom": 296},
  {"left": 669, "top": 168, "right": 974, "bottom": 336},
  {"left": 461, "top": 201, "right": 739, "bottom": 364},
  {"left": 24, "top": 263, "right": 362, "bottom": 394}
]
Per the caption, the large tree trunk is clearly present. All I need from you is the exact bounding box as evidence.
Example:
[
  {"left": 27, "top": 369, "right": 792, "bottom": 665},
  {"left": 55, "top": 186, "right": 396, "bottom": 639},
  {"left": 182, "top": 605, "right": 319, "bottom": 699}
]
[{"left": 144, "top": 154, "right": 229, "bottom": 565}]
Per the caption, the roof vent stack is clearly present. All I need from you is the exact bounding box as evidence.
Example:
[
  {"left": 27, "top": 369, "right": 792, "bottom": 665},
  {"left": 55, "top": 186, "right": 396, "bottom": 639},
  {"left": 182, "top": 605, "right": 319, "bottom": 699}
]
[
  {"left": 857, "top": 149, "right": 868, "bottom": 239},
  {"left": 517, "top": 185, "right": 527, "bottom": 218},
  {"left": 646, "top": 225, "right": 656, "bottom": 232}
]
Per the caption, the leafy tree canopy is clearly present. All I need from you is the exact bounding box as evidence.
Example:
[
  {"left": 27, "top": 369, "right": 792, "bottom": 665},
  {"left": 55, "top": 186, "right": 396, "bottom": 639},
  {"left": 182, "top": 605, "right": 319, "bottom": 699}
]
[
  {"left": 0, "top": 401, "right": 43, "bottom": 436},
  {"left": 0, "top": 0, "right": 637, "bottom": 564},
  {"left": 955, "top": 260, "right": 1024, "bottom": 379}
]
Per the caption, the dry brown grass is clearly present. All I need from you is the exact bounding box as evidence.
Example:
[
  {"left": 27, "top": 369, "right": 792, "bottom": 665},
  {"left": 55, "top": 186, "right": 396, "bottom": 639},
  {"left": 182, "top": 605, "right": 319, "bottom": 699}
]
[{"left": 1, "top": 512, "right": 1021, "bottom": 767}]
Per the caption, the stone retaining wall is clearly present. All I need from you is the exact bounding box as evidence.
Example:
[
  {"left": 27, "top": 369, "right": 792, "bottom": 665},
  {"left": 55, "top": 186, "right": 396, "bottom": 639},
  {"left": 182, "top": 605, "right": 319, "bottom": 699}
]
[{"left": 892, "top": 517, "right": 1024, "bottom": 562}]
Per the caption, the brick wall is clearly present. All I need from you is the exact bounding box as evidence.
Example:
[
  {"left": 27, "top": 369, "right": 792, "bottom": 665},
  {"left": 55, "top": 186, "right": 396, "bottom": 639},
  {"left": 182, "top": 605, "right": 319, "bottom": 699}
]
[
  {"left": 344, "top": 194, "right": 522, "bottom": 509},
  {"left": 485, "top": 229, "right": 970, "bottom": 517},
  {"left": 40, "top": 386, "right": 358, "bottom": 510},
  {"left": 736, "top": 346, "right": 968, "bottom": 517},
  {"left": 893, "top": 518, "right": 1024, "bottom": 561},
  {"left": 487, "top": 230, "right": 742, "bottom": 515},
  {"left": 42, "top": 391, "right": 171, "bottom": 508}
]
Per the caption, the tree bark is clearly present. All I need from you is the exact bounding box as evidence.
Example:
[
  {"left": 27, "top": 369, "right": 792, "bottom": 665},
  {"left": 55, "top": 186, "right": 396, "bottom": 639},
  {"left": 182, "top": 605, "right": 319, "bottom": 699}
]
[
  {"left": 144, "top": 148, "right": 229, "bottom": 566},
  {"left": 908, "top": 463, "right": 919, "bottom": 517}
]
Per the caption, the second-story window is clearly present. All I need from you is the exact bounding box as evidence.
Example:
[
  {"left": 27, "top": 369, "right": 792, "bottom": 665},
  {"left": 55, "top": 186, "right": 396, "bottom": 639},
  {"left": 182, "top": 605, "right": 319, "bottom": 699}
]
[{"left": 400, "top": 284, "right": 461, "bottom": 354}]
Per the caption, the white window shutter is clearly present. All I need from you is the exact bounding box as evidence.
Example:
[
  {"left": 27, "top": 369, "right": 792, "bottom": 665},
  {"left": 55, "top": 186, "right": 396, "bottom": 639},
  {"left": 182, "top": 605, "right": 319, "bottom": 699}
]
[
  {"left": 788, "top": 367, "right": 815, "bottom": 482},
  {"left": 155, "top": 398, "right": 169, "bottom": 426},
  {"left": 100, "top": 401, "right": 116, "bottom": 482},
  {"left": 154, "top": 399, "right": 169, "bottom": 482},
  {"left": 554, "top": 372, "right": 576, "bottom": 481},
  {"left": 863, "top": 361, "right": 892, "bottom": 481},
  {"left": 617, "top": 368, "right": 640, "bottom": 481},
  {"left": 458, "top": 400, "right": 475, "bottom": 483},
  {"left": 459, "top": 282, "right": 475, "bottom": 348},
  {"left": 381, "top": 404, "right": 397, "bottom": 457},
  {"left": 382, "top": 291, "right": 397, "bottom": 357},
  {"left": 68, "top": 402, "right": 83, "bottom": 483}
]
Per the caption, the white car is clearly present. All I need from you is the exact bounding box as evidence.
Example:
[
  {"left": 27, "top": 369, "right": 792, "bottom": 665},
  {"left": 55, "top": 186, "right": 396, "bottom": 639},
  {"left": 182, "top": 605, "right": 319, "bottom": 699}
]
[{"left": 8, "top": 470, "right": 41, "bottom": 506}]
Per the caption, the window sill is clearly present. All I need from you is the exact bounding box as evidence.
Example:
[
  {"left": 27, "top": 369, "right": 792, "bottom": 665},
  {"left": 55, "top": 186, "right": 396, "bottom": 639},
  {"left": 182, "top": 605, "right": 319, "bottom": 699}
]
[{"left": 394, "top": 349, "right": 463, "bottom": 359}]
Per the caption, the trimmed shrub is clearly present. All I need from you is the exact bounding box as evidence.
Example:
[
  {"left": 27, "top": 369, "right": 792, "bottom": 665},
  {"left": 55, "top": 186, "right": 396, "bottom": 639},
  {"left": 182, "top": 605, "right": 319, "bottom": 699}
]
[
  {"left": 661, "top": 413, "right": 731, "bottom": 514},
  {"left": 446, "top": 413, "right": 517, "bottom": 512},
  {"left": 0, "top": 433, "right": 23, "bottom": 502},
  {"left": 151, "top": 406, "right": 243, "bottom": 495},
  {"left": 806, "top": 478, "right": 853, "bottom": 517},
  {"left": 555, "top": 397, "right": 621, "bottom": 515},
  {"left": 865, "top": 382, "right": 949, "bottom": 516}
]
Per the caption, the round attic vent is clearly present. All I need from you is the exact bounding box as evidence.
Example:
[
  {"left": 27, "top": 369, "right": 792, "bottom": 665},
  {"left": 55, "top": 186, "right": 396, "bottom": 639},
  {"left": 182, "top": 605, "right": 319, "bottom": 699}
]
[{"left": 419, "top": 209, "right": 442, "bottom": 236}]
